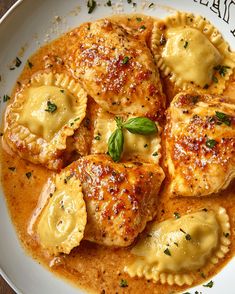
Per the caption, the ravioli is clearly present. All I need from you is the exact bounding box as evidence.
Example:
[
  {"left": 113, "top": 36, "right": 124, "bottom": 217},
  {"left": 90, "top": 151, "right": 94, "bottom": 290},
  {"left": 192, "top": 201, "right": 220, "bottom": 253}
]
[
  {"left": 69, "top": 19, "right": 165, "bottom": 117},
  {"left": 151, "top": 11, "right": 235, "bottom": 95},
  {"left": 165, "top": 92, "right": 235, "bottom": 197},
  {"left": 37, "top": 169, "right": 87, "bottom": 255},
  {"left": 4, "top": 72, "right": 87, "bottom": 170},
  {"left": 91, "top": 108, "right": 161, "bottom": 163},
  {"left": 125, "top": 207, "right": 230, "bottom": 286}
]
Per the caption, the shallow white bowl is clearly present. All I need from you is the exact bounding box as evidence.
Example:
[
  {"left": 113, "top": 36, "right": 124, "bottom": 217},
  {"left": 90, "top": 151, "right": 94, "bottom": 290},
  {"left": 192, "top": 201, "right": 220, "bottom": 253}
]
[{"left": 0, "top": 0, "right": 234, "bottom": 293}]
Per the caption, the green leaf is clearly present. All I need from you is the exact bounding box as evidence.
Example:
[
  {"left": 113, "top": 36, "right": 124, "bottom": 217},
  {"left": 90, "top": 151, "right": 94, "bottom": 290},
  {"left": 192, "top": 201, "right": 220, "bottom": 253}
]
[
  {"left": 174, "top": 212, "right": 181, "bottom": 219},
  {"left": 119, "top": 279, "right": 128, "bottom": 287},
  {"left": 206, "top": 139, "right": 217, "bottom": 149},
  {"left": 203, "top": 280, "right": 214, "bottom": 288},
  {"left": 122, "top": 56, "right": 130, "bottom": 65},
  {"left": 215, "top": 111, "right": 231, "bottom": 126},
  {"left": 87, "top": 0, "right": 97, "bottom": 13},
  {"left": 45, "top": 101, "right": 57, "bottom": 113},
  {"left": 108, "top": 128, "right": 124, "bottom": 162},
  {"left": 123, "top": 117, "right": 157, "bottom": 135},
  {"left": 164, "top": 248, "right": 171, "bottom": 256}
]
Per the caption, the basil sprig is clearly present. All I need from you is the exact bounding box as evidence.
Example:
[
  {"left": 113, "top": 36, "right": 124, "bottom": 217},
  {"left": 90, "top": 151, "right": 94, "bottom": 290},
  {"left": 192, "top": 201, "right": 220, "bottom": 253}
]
[
  {"left": 108, "top": 117, "right": 157, "bottom": 162},
  {"left": 123, "top": 117, "right": 157, "bottom": 135}
]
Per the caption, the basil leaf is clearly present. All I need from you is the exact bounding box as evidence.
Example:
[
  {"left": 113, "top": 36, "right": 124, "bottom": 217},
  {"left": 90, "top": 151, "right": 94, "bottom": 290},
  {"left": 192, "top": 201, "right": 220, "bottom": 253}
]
[
  {"left": 123, "top": 117, "right": 157, "bottom": 135},
  {"left": 215, "top": 111, "right": 231, "bottom": 126},
  {"left": 108, "top": 128, "right": 124, "bottom": 162}
]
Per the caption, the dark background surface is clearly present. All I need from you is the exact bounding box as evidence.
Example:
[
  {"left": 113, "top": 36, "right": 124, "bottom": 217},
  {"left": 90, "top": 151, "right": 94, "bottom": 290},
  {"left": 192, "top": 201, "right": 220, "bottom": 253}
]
[{"left": 0, "top": 1, "right": 18, "bottom": 293}]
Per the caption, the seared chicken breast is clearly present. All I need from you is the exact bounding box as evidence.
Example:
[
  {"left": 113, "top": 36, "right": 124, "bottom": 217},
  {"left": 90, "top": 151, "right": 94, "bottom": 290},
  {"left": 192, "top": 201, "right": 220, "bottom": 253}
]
[
  {"left": 165, "top": 92, "right": 235, "bottom": 197},
  {"left": 67, "top": 155, "right": 165, "bottom": 247},
  {"left": 70, "top": 19, "right": 165, "bottom": 117}
]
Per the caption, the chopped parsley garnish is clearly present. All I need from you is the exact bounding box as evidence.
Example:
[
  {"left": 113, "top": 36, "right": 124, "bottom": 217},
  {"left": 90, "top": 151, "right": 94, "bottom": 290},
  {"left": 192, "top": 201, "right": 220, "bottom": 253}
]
[
  {"left": 132, "top": 2, "right": 137, "bottom": 6},
  {"left": 94, "top": 135, "right": 101, "bottom": 140},
  {"left": 144, "top": 144, "right": 148, "bottom": 148},
  {"left": 200, "top": 272, "right": 206, "bottom": 279},
  {"left": 127, "top": 0, "right": 132, "bottom": 3},
  {"left": 15, "top": 57, "right": 22, "bottom": 67},
  {"left": 123, "top": 56, "right": 130, "bottom": 64},
  {"left": 27, "top": 60, "right": 33, "bottom": 68},
  {"left": 60, "top": 89, "right": 64, "bottom": 93},
  {"left": 136, "top": 17, "right": 142, "bottom": 22},
  {"left": 214, "top": 65, "right": 230, "bottom": 77},
  {"left": 74, "top": 117, "right": 80, "bottom": 122},
  {"left": 223, "top": 232, "right": 230, "bottom": 238},
  {"left": 212, "top": 75, "right": 218, "bottom": 83},
  {"left": 45, "top": 101, "right": 57, "bottom": 113},
  {"left": 8, "top": 167, "right": 16, "bottom": 171},
  {"left": 164, "top": 248, "right": 171, "bottom": 256},
  {"left": 26, "top": 172, "right": 32, "bottom": 179},
  {"left": 185, "top": 233, "right": 191, "bottom": 240},
  {"left": 139, "top": 25, "right": 146, "bottom": 30},
  {"left": 184, "top": 41, "right": 189, "bottom": 48},
  {"left": 87, "top": 0, "right": 97, "bottom": 14},
  {"left": 119, "top": 279, "right": 128, "bottom": 287},
  {"left": 106, "top": 0, "right": 112, "bottom": 6},
  {"left": 3, "top": 94, "right": 10, "bottom": 102},
  {"left": 152, "top": 151, "right": 158, "bottom": 156},
  {"left": 215, "top": 111, "right": 231, "bottom": 126},
  {"left": 149, "top": 3, "right": 154, "bottom": 8},
  {"left": 174, "top": 242, "right": 178, "bottom": 247},
  {"left": 174, "top": 212, "right": 181, "bottom": 219},
  {"left": 206, "top": 138, "right": 217, "bottom": 149},
  {"left": 203, "top": 280, "right": 214, "bottom": 288}
]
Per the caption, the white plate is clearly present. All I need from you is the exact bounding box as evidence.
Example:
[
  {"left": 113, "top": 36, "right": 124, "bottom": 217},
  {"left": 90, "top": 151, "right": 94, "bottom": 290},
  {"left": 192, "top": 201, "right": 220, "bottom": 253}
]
[{"left": 0, "top": 1, "right": 234, "bottom": 293}]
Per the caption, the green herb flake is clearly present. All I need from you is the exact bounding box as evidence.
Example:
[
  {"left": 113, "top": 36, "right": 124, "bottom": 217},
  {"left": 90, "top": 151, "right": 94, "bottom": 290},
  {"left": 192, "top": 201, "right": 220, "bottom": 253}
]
[
  {"left": 8, "top": 167, "right": 16, "bottom": 171},
  {"left": 120, "top": 279, "right": 128, "bottom": 288},
  {"left": 139, "top": 25, "right": 146, "bottom": 30},
  {"left": 160, "top": 34, "right": 167, "bottom": 46},
  {"left": 203, "top": 84, "right": 209, "bottom": 89},
  {"left": 180, "top": 228, "right": 186, "bottom": 234},
  {"left": 174, "top": 242, "right": 179, "bottom": 247},
  {"left": 26, "top": 172, "right": 32, "bottom": 179},
  {"left": 132, "top": 2, "right": 137, "bottom": 7},
  {"left": 185, "top": 233, "right": 191, "bottom": 240},
  {"left": 184, "top": 41, "right": 189, "bottom": 48},
  {"left": 106, "top": 0, "right": 112, "bottom": 6},
  {"left": 94, "top": 135, "right": 101, "bottom": 140},
  {"left": 87, "top": 0, "right": 97, "bottom": 14},
  {"left": 3, "top": 94, "right": 10, "bottom": 102},
  {"left": 152, "top": 151, "right": 158, "bottom": 156},
  {"left": 60, "top": 89, "right": 64, "bottom": 93},
  {"left": 214, "top": 65, "right": 230, "bottom": 77},
  {"left": 164, "top": 248, "right": 171, "bottom": 256},
  {"left": 203, "top": 280, "right": 214, "bottom": 288},
  {"left": 136, "top": 17, "right": 142, "bottom": 22},
  {"left": 215, "top": 111, "right": 231, "bottom": 126},
  {"left": 74, "top": 117, "right": 80, "bottom": 122},
  {"left": 144, "top": 144, "right": 148, "bottom": 148},
  {"left": 45, "top": 101, "right": 57, "bottom": 113},
  {"left": 15, "top": 57, "right": 22, "bottom": 67},
  {"left": 206, "top": 138, "right": 217, "bottom": 149},
  {"left": 149, "top": 3, "right": 154, "bottom": 8},
  {"left": 27, "top": 60, "right": 33, "bottom": 68},
  {"left": 127, "top": 0, "right": 132, "bottom": 3},
  {"left": 174, "top": 212, "right": 181, "bottom": 219},
  {"left": 212, "top": 75, "right": 218, "bottom": 83},
  {"left": 123, "top": 56, "right": 130, "bottom": 65},
  {"left": 200, "top": 272, "right": 206, "bottom": 279},
  {"left": 223, "top": 232, "right": 230, "bottom": 238}
]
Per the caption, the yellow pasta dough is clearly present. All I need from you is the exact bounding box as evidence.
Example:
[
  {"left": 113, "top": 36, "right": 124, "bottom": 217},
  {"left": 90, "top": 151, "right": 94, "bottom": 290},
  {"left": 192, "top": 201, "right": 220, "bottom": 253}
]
[
  {"left": 151, "top": 11, "right": 235, "bottom": 94},
  {"left": 125, "top": 207, "right": 230, "bottom": 286},
  {"left": 4, "top": 72, "right": 87, "bottom": 170},
  {"left": 37, "top": 169, "right": 87, "bottom": 255}
]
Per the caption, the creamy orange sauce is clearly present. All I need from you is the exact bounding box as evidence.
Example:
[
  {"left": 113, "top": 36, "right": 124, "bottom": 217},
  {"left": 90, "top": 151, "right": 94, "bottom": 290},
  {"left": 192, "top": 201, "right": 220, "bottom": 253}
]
[{"left": 1, "top": 14, "right": 235, "bottom": 294}]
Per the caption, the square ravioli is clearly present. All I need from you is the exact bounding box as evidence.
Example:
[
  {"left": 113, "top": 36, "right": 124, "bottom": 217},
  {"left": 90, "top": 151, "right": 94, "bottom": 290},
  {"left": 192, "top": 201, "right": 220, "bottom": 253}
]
[{"left": 165, "top": 92, "right": 235, "bottom": 197}]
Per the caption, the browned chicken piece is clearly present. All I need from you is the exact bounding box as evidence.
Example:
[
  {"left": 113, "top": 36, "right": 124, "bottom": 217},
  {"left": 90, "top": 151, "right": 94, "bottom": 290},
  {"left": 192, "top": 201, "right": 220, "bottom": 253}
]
[
  {"left": 165, "top": 92, "right": 235, "bottom": 197},
  {"left": 68, "top": 19, "right": 165, "bottom": 118},
  {"left": 66, "top": 155, "right": 165, "bottom": 247}
]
